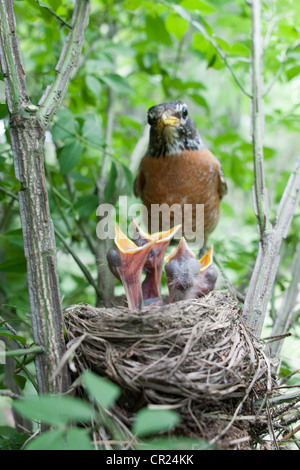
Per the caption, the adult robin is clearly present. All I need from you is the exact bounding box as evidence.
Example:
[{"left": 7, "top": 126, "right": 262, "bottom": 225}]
[
  {"left": 107, "top": 223, "right": 155, "bottom": 310},
  {"left": 134, "top": 100, "right": 227, "bottom": 246},
  {"left": 131, "top": 218, "right": 181, "bottom": 306},
  {"left": 164, "top": 237, "right": 217, "bottom": 303}
]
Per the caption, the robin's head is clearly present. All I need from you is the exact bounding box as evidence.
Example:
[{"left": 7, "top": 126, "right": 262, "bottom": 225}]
[{"left": 147, "top": 100, "right": 205, "bottom": 158}]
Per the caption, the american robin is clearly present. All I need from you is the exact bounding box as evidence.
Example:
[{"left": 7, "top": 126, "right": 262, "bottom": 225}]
[
  {"left": 134, "top": 100, "right": 227, "bottom": 245},
  {"left": 107, "top": 223, "right": 155, "bottom": 310},
  {"left": 165, "top": 237, "right": 217, "bottom": 303},
  {"left": 131, "top": 218, "right": 181, "bottom": 306}
]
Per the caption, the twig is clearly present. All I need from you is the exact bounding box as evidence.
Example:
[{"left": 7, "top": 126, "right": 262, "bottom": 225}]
[
  {"left": 63, "top": 174, "right": 97, "bottom": 257},
  {"left": 0, "top": 390, "right": 22, "bottom": 399},
  {"left": 129, "top": 125, "right": 149, "bottom": 174},
  {"left": 214, "top": 254, "right": 246, "bottom": 303},
  {"left": 95, "top": 22, "right": 118, "bottom": 305},
  {"left": 55, "top": 228, "right": 102, "bottom": 299},
  {"left": 0, "top": 185, "right": 17, "bottom": 201},
  {"left": 263, "top": 39, "right": 300, "bottom": 97},
  {"left": 278, "top": 424, "right": 300, "bottom": 444},
  {"left": 250, "top": 0, "right": 270, "bottom": 238},
  {"left": 38, "top": 0, "right": 90, "bottom": 125},
  {"left": 0, "top": 345, "right": 44, "bottom": 358},
  {"left": 160, "top": 0, "right": 252, "bottom": 98},
  {"left": 0, "top": 0, "right": 29, "bottom": 113},
  {"left": 0, "top": 185, "right": 101, "bottom": 300},
  {"left": 50, "top": 333, "right": 87, "bottom": 382},
  {"left": 242, "top": 0, "right": 300, "bottom": 337},
  {"left": 269, "top": 234, "right": 300, "bottom": 357},
  {"left": 34, "top": 0, "right": 72, "bottom": 29}
]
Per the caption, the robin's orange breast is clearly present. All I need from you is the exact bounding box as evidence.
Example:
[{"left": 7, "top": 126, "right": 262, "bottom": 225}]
[{"left": 135, "top": 149, "right": 222, "bottom": 240}]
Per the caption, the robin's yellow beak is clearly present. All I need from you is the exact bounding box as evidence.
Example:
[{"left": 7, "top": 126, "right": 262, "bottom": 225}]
[{"left": 157, "top": 112, "right": 181, "bottom": 128}]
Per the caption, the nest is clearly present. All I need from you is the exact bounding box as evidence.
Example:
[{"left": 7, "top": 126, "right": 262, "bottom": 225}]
[{"left": 64, "top": 290, "right": 276, "bottom": 449}]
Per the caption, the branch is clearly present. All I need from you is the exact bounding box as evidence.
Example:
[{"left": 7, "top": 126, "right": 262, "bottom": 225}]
[
  {"left": 38, "top": 0, "right": 90, "bottom": 126},
  {"left": 63, "top": 174, "right": 97, "bottom": 257},
  {"left": 0, "top": 184, "right": 101, "bottom": 300},
  {"left": 243, "top": 157, "right": 300, "bottom": 335},
  {"left": 250, "top": 0, "right": 271, "bottom": 238},
  {"left": 270, "top": 232, "right": 300, "bottom": 357},
  {"left": 34, "top": 0, "right": 72, "bottom": 29},
  {"left": 55, "top": 228, "right": 102, "bottom": 299},
  {"left": 160, "top": 0, "right": 252, "bottom": 98},
  {"left": 0, "top": 345, "right": 44, "bottom": 358},
  {"left": 263, "top": 38, "right": 300, "bottom": 97},
  {"left": 129, "top": 125, "right": 149, "bottom": 174},
  {"left": 0, "top": 0, "right": 29, "bottom": 113}
]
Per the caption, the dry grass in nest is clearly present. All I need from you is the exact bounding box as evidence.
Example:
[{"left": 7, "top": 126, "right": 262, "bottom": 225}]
[{"left": 64, "top": 290, "right": 277, "bottom": 449}]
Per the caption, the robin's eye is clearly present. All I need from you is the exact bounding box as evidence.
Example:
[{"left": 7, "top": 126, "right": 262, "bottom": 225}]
[
  {"left": 182, "top": 106, "right": 188, "bottom": 118},
  {"left": 148, "top": 114, "right": 155, "bottom": 126}
]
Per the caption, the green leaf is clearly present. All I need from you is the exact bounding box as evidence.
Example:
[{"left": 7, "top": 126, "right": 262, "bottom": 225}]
[
  {"left": 229, "top": 43, "right": 250, "bottom": 57},
  {"left": 85, "top": 75, "right": 102, "bottom": 97},
  {"left": 286, "top": 65, "right": 300, "bottom": 81},
  {"left": 0, "top": 426, "right": 28, "bottom": 450},
  {"left": 132, "top": 408, "right": 180, "bottom": 437},
  {"left": 2, "top": 229, "right": 24, "bottom": 248},
  {"left": 165, "top": 13, "right": 189, "bottom": 41},
  {"left": 73, "top": 194, "right": 98, "bottom": 217},
  {"left": 0, "top": 330, "right": 27, "bottom": 347},
  {"left": 81, "top": 113, "right": 103, "bottom": 146},
  {"left": 25, "top": 428, "right": 94, "bottom": 450},
  {"left": 59, "top": 141, "right": 82, "bottom": 174},
  {"left": 81, "top": 370, "right": 121, "bottom": 410},
  {"left": 101, "top": 74, "right": 133, "bottom": 94},
  {"left": 123, "top": 0, "right": 143, "bottom": 10},
  {"left": 52, "top": 109, "right": 78, "bottom": 144},
  {"left": 13, "top": 395, "right": 94, "bottom": 427},
  {"left": 13, "top": 374, "right": 27, "bottom": 390},
  {"left": 192, "top": 33, "right": 210, "bottom": 53},
  {"left": 0, "top": 258, "right": 26, "bottom": 273},
  {"left": 190, "top": 93, "right": 209, "bottom": 110},
  {"left": 180, "top": 0, "right": 217, "bottom": 15},
  {"left": 145, "top": 15, "right": 172, "bottom": 46}
]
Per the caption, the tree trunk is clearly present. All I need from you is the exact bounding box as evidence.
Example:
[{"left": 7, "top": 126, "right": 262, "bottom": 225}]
[
  {"left": 0, "top": 0, "right": 90, "bottom": 395},
  {"left": 9, "top": 111, "right": 68, "bottom": 394}
]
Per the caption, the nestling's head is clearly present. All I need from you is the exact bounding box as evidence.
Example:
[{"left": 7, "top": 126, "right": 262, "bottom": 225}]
[{"left": 147, "top": 100, "right": 205, "bottom": 158}]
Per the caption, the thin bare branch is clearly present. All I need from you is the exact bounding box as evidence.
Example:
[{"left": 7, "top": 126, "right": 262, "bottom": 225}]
[
  {"left": 270, "top": 232, "right": 300, "bottom": 357},
  {"left": 243, "top": 157, "right": 300, "bottom": 335},
  {"left": 160, "top": 0, "right": 252, "bottom": 98},
  {"left": 0, "top": 0, "right": 29, "bottom": 113},
  {"left": 250, "top": 0, "right": 271, "bottom": 238},
  {"left": 55, "top": 228, "right": 102, "bottom": 299}
]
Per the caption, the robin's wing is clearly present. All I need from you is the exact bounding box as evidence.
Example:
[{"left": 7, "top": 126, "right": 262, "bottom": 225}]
[
  {"left": 218, "top": 166, "right": 227, "bottom": 199},
  {"left": 134, "top": 166, "right": 146, "bottom": 198}
]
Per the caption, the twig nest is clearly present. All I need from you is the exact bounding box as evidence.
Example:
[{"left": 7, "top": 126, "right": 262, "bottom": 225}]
[{"left": 64, "top": 290, "right": 275, "bottom": 449}]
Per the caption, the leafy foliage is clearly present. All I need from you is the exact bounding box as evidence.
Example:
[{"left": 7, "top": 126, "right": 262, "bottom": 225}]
[{"left": 7, "top": 371, "right": 208, "bottom": 450}]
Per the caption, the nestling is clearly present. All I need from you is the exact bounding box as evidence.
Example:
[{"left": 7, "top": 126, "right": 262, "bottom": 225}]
[{"left": 165, "top": 237, "right": 217, "bottom": 303}]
